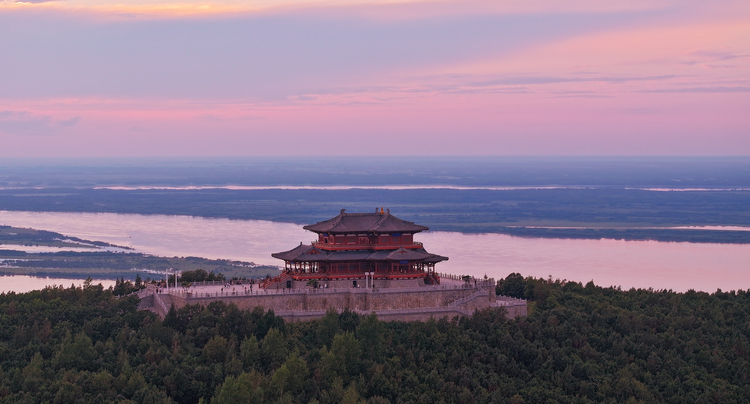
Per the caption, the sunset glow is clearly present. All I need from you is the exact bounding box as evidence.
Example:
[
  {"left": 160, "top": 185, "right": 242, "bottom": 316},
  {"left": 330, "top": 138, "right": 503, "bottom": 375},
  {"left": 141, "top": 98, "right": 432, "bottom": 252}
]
[{"left": 1, "top": 0, "right": 748, "bottom": 156}]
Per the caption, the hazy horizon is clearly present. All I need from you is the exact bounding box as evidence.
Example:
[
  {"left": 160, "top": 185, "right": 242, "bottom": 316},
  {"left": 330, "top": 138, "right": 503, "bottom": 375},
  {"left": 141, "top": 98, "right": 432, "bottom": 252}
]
[{"left": 2, "top": 156, "right": 750, "bottom": 188}]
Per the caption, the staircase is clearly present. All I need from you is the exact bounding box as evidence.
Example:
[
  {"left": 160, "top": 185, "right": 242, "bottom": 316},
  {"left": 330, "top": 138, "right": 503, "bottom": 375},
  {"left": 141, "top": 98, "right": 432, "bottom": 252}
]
[
  {"left": 448, "top": 288, "right": 487, "bottom": 307},
  {"left": 424, "top": 274, "right": 441, "bottom": 285},
  {"left": 259, "top": 271, "right": 293, "bottom": 289}
]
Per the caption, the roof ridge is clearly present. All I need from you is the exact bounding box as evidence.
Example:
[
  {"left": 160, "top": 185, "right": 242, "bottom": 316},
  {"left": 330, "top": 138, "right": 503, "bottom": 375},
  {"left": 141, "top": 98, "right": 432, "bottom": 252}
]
[
  {"left": 326, "top": 209, "right": 346, "bottom": 229},
  {"left": 303, "top": 209, "right": 428, "bottom": 233},
  {"left": 369, "top": 209, "right": 388, "bottom": 231}
]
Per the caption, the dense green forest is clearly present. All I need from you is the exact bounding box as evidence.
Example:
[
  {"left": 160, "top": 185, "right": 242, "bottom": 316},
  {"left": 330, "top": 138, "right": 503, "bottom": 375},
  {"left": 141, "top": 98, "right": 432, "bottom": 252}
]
[{"left": 2, "top": 275, "right": 750, "bottom": 403}]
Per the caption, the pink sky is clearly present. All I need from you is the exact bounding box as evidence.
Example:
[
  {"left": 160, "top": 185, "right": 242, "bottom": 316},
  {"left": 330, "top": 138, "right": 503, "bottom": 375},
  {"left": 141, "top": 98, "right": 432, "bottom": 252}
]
[{"left": 1, "top": 0, "right": 748, "bottom": 157}]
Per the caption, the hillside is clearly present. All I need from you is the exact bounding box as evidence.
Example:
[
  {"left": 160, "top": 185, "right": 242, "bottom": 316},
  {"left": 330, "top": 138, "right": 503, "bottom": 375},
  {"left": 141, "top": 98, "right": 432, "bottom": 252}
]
[{"left": 1, "top": 274, "right": 748, "bottom": 403}]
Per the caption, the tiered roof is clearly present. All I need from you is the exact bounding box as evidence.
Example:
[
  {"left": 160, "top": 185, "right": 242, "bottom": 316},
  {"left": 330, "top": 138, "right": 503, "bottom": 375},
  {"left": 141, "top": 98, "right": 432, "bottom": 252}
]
[
  {"left": 303, "top": 209, "right": 428, "bottom": 234},
  {"left": 272, "top": 243, "right": 448, "bottom": 263}
]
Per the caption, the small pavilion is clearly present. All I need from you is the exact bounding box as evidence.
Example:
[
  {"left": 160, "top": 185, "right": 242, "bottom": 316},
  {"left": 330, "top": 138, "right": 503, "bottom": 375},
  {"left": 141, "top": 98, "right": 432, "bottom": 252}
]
[{"left": 266, "top": 208, "right": 448, "bottom": 289}]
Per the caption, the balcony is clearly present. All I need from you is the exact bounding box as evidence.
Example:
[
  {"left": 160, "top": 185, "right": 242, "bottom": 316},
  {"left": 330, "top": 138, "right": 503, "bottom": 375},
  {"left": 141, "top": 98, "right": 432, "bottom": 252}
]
[{"left": 312, "top": 240, "right": 423, "bottom": 250}]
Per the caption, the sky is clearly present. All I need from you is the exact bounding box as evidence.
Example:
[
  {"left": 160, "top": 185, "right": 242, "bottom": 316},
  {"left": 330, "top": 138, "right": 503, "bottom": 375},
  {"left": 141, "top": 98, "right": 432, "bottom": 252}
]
[{"left": 0, "top": 0, "right": 749, "bottom": 157}]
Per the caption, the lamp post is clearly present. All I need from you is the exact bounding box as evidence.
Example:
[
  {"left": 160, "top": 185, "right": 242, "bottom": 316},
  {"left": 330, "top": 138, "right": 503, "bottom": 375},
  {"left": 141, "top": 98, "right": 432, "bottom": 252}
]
[{"left": 166, "top": 268, "right": 181, "bottom": 290}]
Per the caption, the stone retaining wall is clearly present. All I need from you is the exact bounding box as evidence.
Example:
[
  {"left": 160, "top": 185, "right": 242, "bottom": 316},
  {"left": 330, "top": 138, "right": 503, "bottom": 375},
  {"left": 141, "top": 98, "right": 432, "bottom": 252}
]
[
  {"left": 149, "top": 285, "right": 526, "bottom": 322},
  {"left": 137, "top": 293, "right": 154, "bottom": 310},
  {"left": 169, "top": 287, "right": 478, "bottom": 310}
]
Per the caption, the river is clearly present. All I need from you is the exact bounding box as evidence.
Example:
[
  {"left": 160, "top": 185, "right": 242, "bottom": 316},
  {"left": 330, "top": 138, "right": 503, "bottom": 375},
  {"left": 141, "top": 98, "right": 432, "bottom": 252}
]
[
  {"left": 0, "top": 210, "right": 748, "bottom": 293},
  {"left": 1, "top": 275, "right": 116, "bottom": 294}
]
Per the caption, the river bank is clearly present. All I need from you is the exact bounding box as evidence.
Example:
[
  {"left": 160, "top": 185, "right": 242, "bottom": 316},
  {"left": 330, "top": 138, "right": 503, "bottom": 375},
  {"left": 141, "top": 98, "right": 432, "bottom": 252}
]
[
  {"left": 0, "top": 275, "right": 117, "bottom": 293},
  {"left": 1, "top": 211, "right": 749, "bottom": 292},
  {"left": 0, "top": 249, "right": 280, "bottom": 282},
  {"left": 1, "top": 187, "right": 749, "bottom": 244}
]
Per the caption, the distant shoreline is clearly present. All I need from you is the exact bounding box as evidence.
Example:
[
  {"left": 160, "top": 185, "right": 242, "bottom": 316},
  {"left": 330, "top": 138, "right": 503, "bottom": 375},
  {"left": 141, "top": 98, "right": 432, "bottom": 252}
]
[
  {"left": 0, "top": 249, "right": 281, "bottom": 281},
  {"left": 3, "top": 189, "right": 750, "bottom": 245},
  {"left": 0, "top": 200, "right": 750, "bottom": 245}
]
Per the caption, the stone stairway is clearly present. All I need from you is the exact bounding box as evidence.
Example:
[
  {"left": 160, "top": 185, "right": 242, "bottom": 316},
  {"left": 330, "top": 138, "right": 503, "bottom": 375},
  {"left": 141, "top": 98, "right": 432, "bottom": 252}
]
[
  {"left": 143, "top": 293, "right": 173, "bottom": 318},
  {"left": 448, "top": 288, "right": 488, "bottom": 307}
]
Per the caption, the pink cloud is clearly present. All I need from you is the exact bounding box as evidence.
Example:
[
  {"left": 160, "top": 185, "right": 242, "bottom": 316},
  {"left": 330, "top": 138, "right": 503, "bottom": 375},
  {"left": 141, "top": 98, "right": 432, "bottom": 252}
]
[
  {"left": 0, "top": 110, "right": 81, "bottom": 136},
  {"left": 0, "top": 0, "right": 748, "bottom": 157}
]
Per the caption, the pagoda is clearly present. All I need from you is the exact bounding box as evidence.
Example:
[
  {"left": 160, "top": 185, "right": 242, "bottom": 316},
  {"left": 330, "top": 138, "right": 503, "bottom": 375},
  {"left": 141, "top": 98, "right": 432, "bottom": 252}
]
[{"left": 267, "top": 208, "right": 448, "bottom": 289}]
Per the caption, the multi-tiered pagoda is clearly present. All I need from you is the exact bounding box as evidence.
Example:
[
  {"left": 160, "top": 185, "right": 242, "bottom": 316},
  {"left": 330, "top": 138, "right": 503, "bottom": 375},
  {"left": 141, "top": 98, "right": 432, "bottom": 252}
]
[{"left": 268, "top": 208, "right": 448, "bottom": 289}]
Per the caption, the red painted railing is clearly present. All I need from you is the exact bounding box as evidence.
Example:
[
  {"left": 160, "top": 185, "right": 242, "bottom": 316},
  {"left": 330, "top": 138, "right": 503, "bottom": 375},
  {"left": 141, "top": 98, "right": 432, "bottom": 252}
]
[
  {"left": 289, "top": 273, "right": 427, "bottom": 281},
  {"left": 311, "top": 241, "right": 423, "bottom": 250},
  {"left": 260, "top": 271, "right": 436, "bottom": 289}
]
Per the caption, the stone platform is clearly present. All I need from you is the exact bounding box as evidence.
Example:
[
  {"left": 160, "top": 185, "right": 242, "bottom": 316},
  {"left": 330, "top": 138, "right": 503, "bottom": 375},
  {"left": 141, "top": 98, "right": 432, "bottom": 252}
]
[{"left": 140, "top": 279, "right": 527, "bottom": 322}]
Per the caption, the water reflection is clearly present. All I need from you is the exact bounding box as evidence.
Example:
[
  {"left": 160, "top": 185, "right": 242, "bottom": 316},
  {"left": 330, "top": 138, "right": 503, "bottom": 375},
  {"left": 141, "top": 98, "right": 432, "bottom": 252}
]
[
  {"left": 0, "top": 210, "right": 748, "bottom": 293},
  {"left": 0, "top": 275, "right": 116, "bottom": 294}
]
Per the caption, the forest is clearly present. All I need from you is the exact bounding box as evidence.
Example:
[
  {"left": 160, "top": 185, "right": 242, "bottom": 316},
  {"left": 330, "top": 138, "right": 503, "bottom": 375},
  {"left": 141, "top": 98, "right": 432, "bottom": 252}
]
[{"left": 1, "top": 274, "right": 749, "bottom": 403}]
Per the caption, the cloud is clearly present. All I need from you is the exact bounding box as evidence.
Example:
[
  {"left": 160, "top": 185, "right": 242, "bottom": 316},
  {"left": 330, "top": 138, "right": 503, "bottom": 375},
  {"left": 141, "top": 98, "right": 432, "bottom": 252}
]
[
  {"left": 682, "top": 50, "right": 749, "bottom": 66},
  {"left": 0, "top": 110, "right": 80, "bottom": 136},
  {"left": 465, "top": 74, "right": 678, "bottom": 87},
  {"left": 294, "top": 95, "right": 317, "bottom": 101},
  {"left": 57, "top": 116, "right": 81, "bottom": 126},
  {"left": 14, "top": 0, "right": 61, "bottom": 3},
  {"left": 0, "top": 3, "right": 666, "bottom": 101},
  {"left": 624, "top": 107, "right": 660, "bottom": 114},
  {"left": 641, "top": 86, "right": 750, "bottom": 93},
  {"left": 306, "top": 73, "right": 679, "bottom": 99},
  {"left": 195, "top": 114, "right": 225, "bottom": 123},
  {"left": 195, "top": 113, "right": 261, "bottom": 122}
]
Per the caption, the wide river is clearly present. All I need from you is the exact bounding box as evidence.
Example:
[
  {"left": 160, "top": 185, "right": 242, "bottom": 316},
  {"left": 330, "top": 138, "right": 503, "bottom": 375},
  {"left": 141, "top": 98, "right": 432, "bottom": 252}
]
[{"left": 1, "top": 210, "right": 748, "bottom": 293}]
